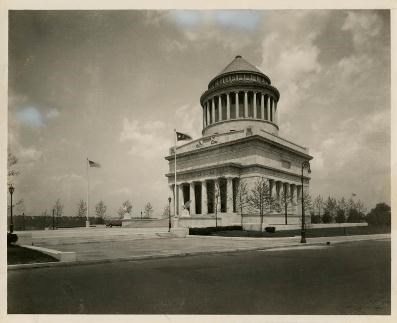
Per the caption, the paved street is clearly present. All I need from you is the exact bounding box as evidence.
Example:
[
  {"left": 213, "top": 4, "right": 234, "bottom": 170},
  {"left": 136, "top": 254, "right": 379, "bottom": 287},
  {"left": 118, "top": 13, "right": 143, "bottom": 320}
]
[{"left": 8, "top": 239, "right": 390, "bottom": 314}]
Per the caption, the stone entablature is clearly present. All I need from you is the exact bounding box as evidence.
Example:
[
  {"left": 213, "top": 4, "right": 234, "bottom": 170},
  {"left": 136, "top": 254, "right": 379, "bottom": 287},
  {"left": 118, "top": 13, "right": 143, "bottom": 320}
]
[
  {"left": 208, "top": 71, "right": 272, "bottom": 89},
  {"left": 166, "top": 139, "right": 310, "bottom": 181},
  {"left": 168, "top": 128, "right": 308, "bottom": 157}
]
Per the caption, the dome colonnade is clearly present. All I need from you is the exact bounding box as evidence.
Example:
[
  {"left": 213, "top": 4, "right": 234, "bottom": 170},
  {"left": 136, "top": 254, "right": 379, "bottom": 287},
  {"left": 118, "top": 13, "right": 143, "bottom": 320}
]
[{"left": 200, "top": 55, "right": 280, "bottom": 135}]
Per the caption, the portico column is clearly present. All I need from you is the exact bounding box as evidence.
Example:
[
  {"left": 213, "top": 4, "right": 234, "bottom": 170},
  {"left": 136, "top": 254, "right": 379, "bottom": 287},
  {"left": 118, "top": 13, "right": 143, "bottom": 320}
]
[
  {"left": 201, "top": 181, "right": 207, "bottom": 215},
  {"left": 226, "top": 93, "right": 230, "bottom": 120},
  {"left": 211, "top": 97, "right": 216, "bottom": 123},
  {"left": 267, "top": 96, "right": 271, "bottom": 121},
  {"left": 169, "top": 185, "right": 175, "bottom": 216},
  {"left": 235, "top": 92, "right": 240, "bottom": 118},
  {"left": 297, "top": 185, "right": 302, "bottom": 216},
  {"left": 269, "top": 180, "right": 276, "bottom": 212},
  {"left": 226, "top": 177, "right": 233, "bottom": 213},
  {"left": 244, "top": 91, "right": 248, "bottom": 118},
  {"left": 189, "top": 182, "right": 196, "bottom": 215},
  {"left": 290, "top": 184, "right": 296, "bottom": 214},
  {"left": 277, "top": 181, "right": 283, "bottom": 213},
  {"left": 214, "top": 178, "right": 221, "bottom": 213},
  {"left": 284, "top": 183, "right": 290, "bottom": 212},
  {"left": 253, "top": 92, "right": 257, "bottom": 119},
  {"left": 178, "top": 184, "right": 184, "bottom": 216},
  {"left": 261, "top": 93, "right": 265, "bottom": 120}
]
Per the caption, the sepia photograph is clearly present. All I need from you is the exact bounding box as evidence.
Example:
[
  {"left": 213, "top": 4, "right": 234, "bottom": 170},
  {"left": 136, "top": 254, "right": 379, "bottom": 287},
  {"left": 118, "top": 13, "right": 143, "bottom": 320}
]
[{"left": 3, "top": 3, "right": 393, "bottom": 321}]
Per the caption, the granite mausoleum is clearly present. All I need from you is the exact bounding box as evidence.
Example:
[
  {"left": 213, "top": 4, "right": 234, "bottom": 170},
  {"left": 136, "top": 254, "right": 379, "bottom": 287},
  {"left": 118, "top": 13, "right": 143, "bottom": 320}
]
[{"left": 165, "top": 55, "right": 313, "bottom": 229}]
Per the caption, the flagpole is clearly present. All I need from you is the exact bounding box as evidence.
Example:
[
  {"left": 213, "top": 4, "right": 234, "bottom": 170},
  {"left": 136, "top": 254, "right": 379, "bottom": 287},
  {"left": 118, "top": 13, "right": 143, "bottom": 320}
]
[
  {"left": 86, "top": 158, "right": 89, "bottom": 227},
  {"left": 174, "top": 129, "right": 177, "bottom": 224}
]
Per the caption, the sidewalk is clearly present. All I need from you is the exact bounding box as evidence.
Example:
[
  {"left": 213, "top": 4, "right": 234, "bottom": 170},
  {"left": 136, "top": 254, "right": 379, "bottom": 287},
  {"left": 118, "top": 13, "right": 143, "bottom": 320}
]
[{"left": 8, "top": 233, "right": 390, "bottom": 270}]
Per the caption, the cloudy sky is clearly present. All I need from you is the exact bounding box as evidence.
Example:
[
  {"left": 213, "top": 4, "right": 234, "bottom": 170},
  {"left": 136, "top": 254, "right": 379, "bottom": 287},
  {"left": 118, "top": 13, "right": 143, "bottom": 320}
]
[{"left": 8, "top": 10, "right": 390, "bottom": 217}]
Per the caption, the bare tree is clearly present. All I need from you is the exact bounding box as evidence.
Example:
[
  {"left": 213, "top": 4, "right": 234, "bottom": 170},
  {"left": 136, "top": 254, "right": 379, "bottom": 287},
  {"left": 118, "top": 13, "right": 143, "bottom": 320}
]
[
  {"left": 54, "top": 199, "right": 64, "bottom": 217},
  {"left": 95, "top": 200, "right": 107, "bottom": 218},
  {"left": 248, "top": 177, "right": 274, "bottom": 231},
  {"left": 313, "top": 195, "right": 324, "bottom": 217},
  {"left": 7, "top": 150, "right": 19, "bottom": 182},
  {"left": 162, "top": 205, "right": 170, "bottom": 219},
  {"left": 214, "top": 181, "right": 221, "bottom": 227},
  {"left": 117, "top": 200, "right": 132, "bottom": 218},
  {"left": 235, "top": 177, "right": 249, "bottom": 227},
  {"left": 77, "top": 200, "right": 87, "bottom": 218},
  {"left": 144, "top": 202, "right": 154, "bottom": 218}
]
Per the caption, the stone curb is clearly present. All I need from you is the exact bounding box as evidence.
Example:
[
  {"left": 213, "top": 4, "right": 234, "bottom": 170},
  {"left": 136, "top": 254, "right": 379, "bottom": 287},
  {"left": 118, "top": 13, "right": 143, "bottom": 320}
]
[{"left": 8, "top": 234, "right": 390, "bottom": 271}]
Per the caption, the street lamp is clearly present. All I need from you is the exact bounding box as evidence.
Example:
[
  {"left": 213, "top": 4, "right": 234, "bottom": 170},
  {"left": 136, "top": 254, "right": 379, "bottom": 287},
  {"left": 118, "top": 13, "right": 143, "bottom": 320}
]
[
  {"left": 301, "top": 161, "right": 311, "bottom": 243},
  {"left": 8, "top": 184, "right": 15, "bottom": 233},
  {"left": 168, "top": 197, "right": 172, "bottom": 232}
]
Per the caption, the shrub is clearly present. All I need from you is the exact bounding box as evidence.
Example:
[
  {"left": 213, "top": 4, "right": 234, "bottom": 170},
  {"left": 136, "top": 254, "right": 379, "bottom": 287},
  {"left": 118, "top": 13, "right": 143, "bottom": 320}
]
[
  {"left": 189, "top": 226, "right": 242, "bottom": 235},
  {"left": 321, "top": 211, "right": 332, "bottom": 223},
  {"left": 265, "top": 227, "right": 276, "bottom": 233},
  {"left": 347, "top": 209, "right": 365, "bottom": 223},
  {"left": 311, "top": 213, "right": 321, "bottom": 224},
  {"left": 7, "top": 233, "right": 18, "bottom": 245},
  {"left": 366, "top": 203, "right": 391, "bottom": 226},
  {"left": 335, "top": 209, "right": 346, "bottom": 223}
]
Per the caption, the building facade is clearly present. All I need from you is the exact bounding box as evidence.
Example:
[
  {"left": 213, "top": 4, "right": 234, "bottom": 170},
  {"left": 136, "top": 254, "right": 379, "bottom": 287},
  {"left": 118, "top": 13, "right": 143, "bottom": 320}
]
[{"left": 165, "top": 55, "right": 313, "bottom": 229}]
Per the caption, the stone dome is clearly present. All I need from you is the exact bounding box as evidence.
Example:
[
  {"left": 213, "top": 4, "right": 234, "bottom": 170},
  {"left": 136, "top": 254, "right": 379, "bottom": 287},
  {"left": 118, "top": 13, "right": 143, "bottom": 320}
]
[{"left": 200, "top": 56, "right": 280, "bottom": 137}]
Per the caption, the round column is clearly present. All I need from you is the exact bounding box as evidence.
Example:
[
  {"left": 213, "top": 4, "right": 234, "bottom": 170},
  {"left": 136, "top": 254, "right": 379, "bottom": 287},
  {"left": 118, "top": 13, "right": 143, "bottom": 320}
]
[
  {"left": 235, "top": 92, "right": 239, "bottom": 118},
  {"left": 201, "top": 181, "right": 207, "bottom": 215},
  {"left": 226, "top": 177, "right": 233, "bottom": 213},
  {"left": 244, "top": 91, "right": 248, "bottom": 118},
  {"left": 226, "top": 93, "right": 230, "bottom": 120},
  {"left": 189, "top": 182, "right": 196, "bottom": 215},
  {"left": 218, "top": 96, "right": 222, "bottom": 121}
]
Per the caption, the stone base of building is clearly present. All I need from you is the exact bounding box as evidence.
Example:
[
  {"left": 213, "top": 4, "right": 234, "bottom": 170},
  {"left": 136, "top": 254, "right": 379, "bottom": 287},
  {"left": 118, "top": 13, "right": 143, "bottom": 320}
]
[
  {"left": 176, "top": 213, "right": 242, "bottom": 228},
  {"left": 170, "top": 227, "right": 189, "bottom": 238}
]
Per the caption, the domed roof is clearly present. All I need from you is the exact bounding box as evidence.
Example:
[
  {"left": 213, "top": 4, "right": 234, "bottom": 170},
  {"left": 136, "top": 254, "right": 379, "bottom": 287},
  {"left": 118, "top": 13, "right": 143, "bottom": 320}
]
[{"left": 217, "top": 55, "right": 263, "bottom": 75}]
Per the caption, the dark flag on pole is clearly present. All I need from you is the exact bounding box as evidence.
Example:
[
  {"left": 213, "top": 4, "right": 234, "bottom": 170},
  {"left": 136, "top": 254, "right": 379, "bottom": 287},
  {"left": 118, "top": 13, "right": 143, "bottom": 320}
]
[
  {"left": 88, "top": 160, "right": 101, "bottom": 168},
  {"left": 176, "top": 131, "right": 192, "bottom": 141}
]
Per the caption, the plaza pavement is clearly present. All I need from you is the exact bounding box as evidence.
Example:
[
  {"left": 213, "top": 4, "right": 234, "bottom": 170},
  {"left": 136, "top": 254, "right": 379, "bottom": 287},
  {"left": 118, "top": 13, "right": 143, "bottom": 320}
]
[{"left": 9, "top": 226, "right": 390, "bottom": 269}]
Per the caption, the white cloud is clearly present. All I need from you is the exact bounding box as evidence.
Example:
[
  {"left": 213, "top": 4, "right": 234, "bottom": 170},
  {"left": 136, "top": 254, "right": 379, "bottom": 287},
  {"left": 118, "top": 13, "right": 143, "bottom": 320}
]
[
  {"left": 341, "top": 11, "right": 382, "bottom": 47},
  {"left": 16, "top": 106, "right": 44, "bottom": 127},
  {"left": 175, "top": 104, "right": 202, "bottom": 139},
  {"left": 120, "top": 118, "right": 170, "bottom": 159},
  {"left": 46, "top": 108, "right": 60, "bottom": 119}
]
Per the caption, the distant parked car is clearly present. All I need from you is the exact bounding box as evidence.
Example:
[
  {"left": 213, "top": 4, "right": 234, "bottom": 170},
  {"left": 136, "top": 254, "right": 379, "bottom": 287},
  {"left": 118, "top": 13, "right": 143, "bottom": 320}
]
[{"left": 105, "top": 218, "right": 122, "bottom": 227}]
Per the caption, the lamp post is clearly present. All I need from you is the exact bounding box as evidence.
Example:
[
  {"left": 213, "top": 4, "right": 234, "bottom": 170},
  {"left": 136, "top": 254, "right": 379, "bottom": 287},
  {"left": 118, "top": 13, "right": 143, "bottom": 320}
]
[
  {"left": 168, "top": 197, "right": 172, "bottom": 232},
  {"left": 8, "top": 184, "right": 15, "bottom": 233},
  {"left": 301, "top": 161, "right": 311, "bottom": 243}
]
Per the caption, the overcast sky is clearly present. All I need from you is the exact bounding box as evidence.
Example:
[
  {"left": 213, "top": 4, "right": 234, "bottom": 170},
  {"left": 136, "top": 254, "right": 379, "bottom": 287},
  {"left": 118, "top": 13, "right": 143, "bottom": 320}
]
[{"left": 8, "top": 10, "right": 390, "bottom": 217}]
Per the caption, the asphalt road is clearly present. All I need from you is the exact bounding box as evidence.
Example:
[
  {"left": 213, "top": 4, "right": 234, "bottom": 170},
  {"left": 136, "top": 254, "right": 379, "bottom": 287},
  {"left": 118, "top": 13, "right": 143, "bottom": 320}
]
[{"left": 8, "top": 239, "right": 390, "bottom": 315}]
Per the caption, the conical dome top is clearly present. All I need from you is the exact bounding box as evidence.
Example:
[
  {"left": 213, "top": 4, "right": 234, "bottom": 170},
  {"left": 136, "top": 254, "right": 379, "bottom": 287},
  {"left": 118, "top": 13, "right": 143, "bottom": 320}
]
[{"left": 218, "top": 55, "right": 263, "bottom": 75}]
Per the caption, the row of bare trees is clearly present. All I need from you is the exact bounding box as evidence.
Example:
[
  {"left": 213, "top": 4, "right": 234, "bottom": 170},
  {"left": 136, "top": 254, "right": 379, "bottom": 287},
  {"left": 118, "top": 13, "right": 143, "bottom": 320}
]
[
  {"left": 220, "top": 177, "right": 312, "bottom": 228},
  {"left": 311, "top": 195, "right": 366, "bottom": 223}
]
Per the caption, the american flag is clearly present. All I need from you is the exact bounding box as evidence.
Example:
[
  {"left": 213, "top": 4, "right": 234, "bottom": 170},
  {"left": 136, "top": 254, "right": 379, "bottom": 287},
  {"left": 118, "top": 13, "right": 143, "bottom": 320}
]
[
  {"left": 176, "top": 131, "right": 192, "bottom": 141},
  {"left": 88, "top": 160, "right": 101, "bottom": 168}
]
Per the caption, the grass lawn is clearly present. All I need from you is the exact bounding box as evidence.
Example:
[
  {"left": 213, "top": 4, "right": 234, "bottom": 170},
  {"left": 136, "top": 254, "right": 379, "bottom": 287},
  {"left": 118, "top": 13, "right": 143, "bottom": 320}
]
[
  {"left": 8, "top": 245, "right": 59, "bottom": 265},
  {"left": 209, "top": 225, "right": 390, "bottom": 238}
]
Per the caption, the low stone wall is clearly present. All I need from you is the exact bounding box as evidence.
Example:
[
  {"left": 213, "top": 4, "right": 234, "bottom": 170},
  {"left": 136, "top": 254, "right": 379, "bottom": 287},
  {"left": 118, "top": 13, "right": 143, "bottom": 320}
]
[
  {"left": 177, "top": 216, "right": 220, "bottom": 228},
  {"left": 176, "top": 213, "right": 242, "bottom": 228},
  {"left": 122, "top": 218, "right": 170, "bottom": 228},
  {"left": 243, "top": 221, "right": 368, "bottom": 232},
  {"left": 309, "top": 223, "right": 368, "bottom": 229}
]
